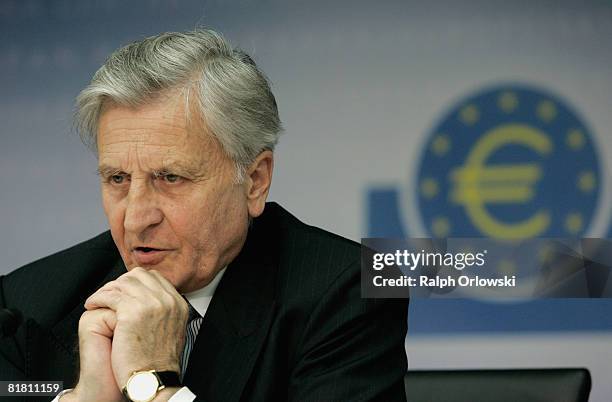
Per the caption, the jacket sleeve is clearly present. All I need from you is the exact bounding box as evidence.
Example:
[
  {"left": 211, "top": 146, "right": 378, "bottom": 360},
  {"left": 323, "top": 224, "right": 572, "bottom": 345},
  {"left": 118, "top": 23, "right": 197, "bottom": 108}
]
[{"left": 288, "top": 262, "right": 408, "bottom": 402}]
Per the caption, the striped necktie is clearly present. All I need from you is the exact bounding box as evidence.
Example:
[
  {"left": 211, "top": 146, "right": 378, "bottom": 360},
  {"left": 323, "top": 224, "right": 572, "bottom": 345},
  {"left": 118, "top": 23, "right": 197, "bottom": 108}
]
[{"left": 180, "top": 303, "right": 203, "bottom": 380}]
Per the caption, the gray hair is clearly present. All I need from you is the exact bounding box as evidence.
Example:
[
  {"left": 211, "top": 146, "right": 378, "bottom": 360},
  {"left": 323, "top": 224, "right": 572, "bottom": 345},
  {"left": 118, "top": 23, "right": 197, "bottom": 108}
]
[{"left": 75, "top": 29, "right": 282, "bottom": 182}]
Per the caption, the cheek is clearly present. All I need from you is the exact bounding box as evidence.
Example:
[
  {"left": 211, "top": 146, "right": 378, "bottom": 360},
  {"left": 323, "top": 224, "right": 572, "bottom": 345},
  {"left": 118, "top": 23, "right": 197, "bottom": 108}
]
[
  {"left": 103, "top": 202, "right": 122, "bottom": 228},
  {"left": 211, "top": 189, "right": 250, "bottom": 239},
  {"left": 102, "top": 191, "right": 126, "bottom": 242},
  {"left": 184, "top": 210, "right": 215, "bottom": 247},
  {"left": 172, "top": 190, "right": 244, "bottom": 249},
  {"left": 101, "top": 188, "right": 116, "bottom": 217}
]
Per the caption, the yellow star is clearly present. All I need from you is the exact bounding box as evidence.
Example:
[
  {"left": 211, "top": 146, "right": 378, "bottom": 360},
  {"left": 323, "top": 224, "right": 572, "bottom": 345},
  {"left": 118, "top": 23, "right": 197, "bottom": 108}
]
[
  {"left": 564, "top": 213, "right": 583, "bottom": 234},
  {"left": 498, "top": 91, "right": 518, "bottom": 113},
  {"left": 497, "top": 260, "right": 517, "bottom": 276},
  {"left": 537, "top": 244, "right": 554, "bottom": 264},
  {"left": 577, "top": 171, "right": 596, "bottom": 193},
  {"left": 459, "top": 104, "right": 479, "bottom": 125},
  {"left": 459, "top": 246, "right": 476, "bottom": 255},
  {"left": 566, "top": 129, "right": 585, "bottom": 150},
  {"left": 537, "top": 100, "right": 557, "bottom": 122},
  {"left": 431, "top": 134, "right": 451, "bottom": 156},
  {"left": 420, "top": 178, "right": 439, "bottom": 198},
  {"left": 432, "top": 216, "right": 451, "bottom": 237}
]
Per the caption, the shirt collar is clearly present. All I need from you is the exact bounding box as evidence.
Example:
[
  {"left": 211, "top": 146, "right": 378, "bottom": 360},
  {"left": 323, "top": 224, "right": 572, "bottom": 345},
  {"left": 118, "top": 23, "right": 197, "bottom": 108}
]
[{"left": 183, "top": 267, "right": 226, "bottom": 317}]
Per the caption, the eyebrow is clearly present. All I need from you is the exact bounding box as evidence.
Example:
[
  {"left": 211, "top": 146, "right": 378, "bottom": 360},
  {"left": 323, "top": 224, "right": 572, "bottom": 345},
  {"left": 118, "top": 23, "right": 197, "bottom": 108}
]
[
  {"left": 156, "top": 161, "right": 203, "bottom": 178},
  {"left": 96, "top": 162, "right": 203, "bottom": 178},
  {"left": 96, "top": 165, "right": 122, "bottom": 177}
]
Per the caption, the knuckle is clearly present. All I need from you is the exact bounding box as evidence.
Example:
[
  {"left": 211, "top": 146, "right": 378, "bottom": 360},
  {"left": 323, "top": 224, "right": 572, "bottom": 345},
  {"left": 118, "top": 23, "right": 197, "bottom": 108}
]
[
  {"left": 117, "top": 275, "right": 135, "bottom": 287},
  {"left": 132, "top": 301, "right": 148, "bottom": 314},
  {"left": 180, "top": 305, "right": 189, "bottom": 321},
  {"left": 115, "top": 278, "right": 128, "bottom": 287},
  {"left": 151, "top": 298, "right": 166, "bottom": 313},
  {"left": 161, "top": 293, "right": 175, "bottom": 306},
  {"left": 127, "top": 267, "right": 145, "bottom": 278},
  {"left": 78, "top": 311, "right": 95, "bottom": 330},
  {"left": 131, "top": 298, "right": 163, "bottom": 317},
  {"left": 78, "top": 311, "right": 91, "bottom": 323},
  {"left": 116, "top": 308, "right": 131, "bottom": 323},
  {"left": 98, "top": 281, "right": 115, "bottom": 291},
  {"left": 179, "top": 298, "right": 189, "bottom": 314},
  {"left": 117, "top": 273, "right": 130, "bottom": 281},
  {"left": 149, "top": 271, "right": 162, "bottom": 282}
]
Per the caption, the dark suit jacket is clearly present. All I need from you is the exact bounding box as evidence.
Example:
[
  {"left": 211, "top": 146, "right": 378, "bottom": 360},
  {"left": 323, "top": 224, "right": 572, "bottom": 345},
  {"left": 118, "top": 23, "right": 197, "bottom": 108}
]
[{"left": 0, "top": 203, "right": 408, "bottom": 402}]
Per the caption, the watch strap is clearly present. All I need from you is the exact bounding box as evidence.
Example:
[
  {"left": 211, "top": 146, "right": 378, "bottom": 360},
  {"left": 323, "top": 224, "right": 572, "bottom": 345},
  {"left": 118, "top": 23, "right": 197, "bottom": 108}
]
[{"left": 156, "top": 371, "right": 181, "bottom": 388}]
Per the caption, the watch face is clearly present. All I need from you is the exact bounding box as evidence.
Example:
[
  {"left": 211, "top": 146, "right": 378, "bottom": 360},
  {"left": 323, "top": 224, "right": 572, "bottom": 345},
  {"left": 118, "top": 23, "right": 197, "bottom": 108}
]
[{"left": 126, "top": 371, "right": 159, "bottom": 402}]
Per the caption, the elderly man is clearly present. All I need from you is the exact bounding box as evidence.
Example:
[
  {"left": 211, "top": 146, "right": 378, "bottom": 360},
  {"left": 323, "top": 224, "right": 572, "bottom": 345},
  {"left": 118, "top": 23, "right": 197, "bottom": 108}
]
[{"left": 0, "top": 30, "right": 407, "bottom": 402}]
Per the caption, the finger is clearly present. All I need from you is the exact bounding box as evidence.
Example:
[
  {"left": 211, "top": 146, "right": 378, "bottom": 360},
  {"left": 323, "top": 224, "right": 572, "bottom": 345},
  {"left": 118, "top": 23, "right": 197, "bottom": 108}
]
[
  {"left": 146, "top": 270, "right": 189, "bottom": 314},
  {"left": 128, "top": 267, "right": 183, "bottom": 302},
  {"left": 84, "top": 288, "right": 122, "bottom": 311},
  {"left": 112, "top": 270, "right": 187, "bottom": 316},
  {"left": 122, "top": 267, "right": 169, "bottom": 293},
  {"left": 79, "top": 308, "right": 117, "bottom": 337},
  {"left": 85, "top": 275, "right": 150, "bottom": 310},
  {"left": 92, "top": 280, "right": 121, "bottom": 294},
  {"left": 114, "top": 271, "right": 160, "bottom": 297}
]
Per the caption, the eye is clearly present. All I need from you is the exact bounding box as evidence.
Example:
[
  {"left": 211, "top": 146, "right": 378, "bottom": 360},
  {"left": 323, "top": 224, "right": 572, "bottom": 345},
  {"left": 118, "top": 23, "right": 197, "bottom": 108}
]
[
  {"left": 110, "top": 175, "right": 125, "bottom": 184},
  {"left": 154, "top": 171, "right": 184, "bottom": 184},
  {"left": 164, "top": 174, "right": 180, "bottom": 183},
  {"left": 107, "top": 173, "right": 130, "bottom": 185}
]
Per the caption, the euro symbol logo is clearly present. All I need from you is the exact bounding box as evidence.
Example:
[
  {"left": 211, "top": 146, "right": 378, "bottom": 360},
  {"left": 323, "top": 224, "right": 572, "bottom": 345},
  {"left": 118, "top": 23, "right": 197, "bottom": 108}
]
[{"left": 450, "top": 124, "right": 553, "bottom": 239}]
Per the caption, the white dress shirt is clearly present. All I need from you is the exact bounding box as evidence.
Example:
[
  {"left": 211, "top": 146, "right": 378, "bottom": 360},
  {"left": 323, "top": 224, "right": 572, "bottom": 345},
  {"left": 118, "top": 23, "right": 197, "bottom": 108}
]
[{"left": 54, "top": 268, "right": 226, "bottom": 402}]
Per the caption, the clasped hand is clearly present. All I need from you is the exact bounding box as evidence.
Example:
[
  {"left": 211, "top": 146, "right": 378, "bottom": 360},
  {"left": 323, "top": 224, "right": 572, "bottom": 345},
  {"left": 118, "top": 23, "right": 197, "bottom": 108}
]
[{"left": 64, "top": 267, "right": 189, "bottom": 402}]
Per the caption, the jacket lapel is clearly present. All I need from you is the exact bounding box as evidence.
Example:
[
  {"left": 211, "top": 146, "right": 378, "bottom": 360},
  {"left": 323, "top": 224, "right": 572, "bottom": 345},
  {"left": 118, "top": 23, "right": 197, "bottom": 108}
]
[{"left": 183, "top": 224, "right": 278, "bottom": 402}]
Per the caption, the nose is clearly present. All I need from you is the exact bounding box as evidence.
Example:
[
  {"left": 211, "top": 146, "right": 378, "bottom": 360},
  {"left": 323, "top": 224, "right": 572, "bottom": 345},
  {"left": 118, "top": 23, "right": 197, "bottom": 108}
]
[{"left": 123, "top": 177, "right": 164, "bottom": 235}]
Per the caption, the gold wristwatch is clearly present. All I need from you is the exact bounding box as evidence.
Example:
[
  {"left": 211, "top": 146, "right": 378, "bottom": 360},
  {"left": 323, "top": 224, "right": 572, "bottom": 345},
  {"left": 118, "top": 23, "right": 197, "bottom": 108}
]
[{"left": 122, "top": 370, "right": 181, "bottom": 402}]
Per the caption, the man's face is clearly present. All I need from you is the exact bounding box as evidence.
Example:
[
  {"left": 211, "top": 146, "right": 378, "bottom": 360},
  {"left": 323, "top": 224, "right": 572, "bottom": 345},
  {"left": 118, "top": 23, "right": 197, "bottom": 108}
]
[{"left": 97, "top": 94, "right": 252, "bottom": 293}]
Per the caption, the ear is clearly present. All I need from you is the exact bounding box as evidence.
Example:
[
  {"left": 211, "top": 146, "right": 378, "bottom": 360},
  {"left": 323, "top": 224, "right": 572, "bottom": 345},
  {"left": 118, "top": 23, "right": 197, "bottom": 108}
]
[{"left": 245, "top": 150, "right": 274, "bottom": 218}]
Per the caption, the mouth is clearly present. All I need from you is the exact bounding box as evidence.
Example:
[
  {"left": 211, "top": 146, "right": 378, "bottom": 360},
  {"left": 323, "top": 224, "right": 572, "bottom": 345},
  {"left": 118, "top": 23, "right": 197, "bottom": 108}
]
[
  {"left": 131, "top": 246, "right": 172, "bottom": 265},
  {"left": 135, "top": 246, "right": 160, "bottom": 253}
]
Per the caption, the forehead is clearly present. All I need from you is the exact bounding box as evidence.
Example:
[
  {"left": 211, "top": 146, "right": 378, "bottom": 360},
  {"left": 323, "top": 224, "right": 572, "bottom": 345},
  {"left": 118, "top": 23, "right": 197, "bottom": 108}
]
[{"left": 96, "top": 94, "right": 219, "bottom": 167}]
